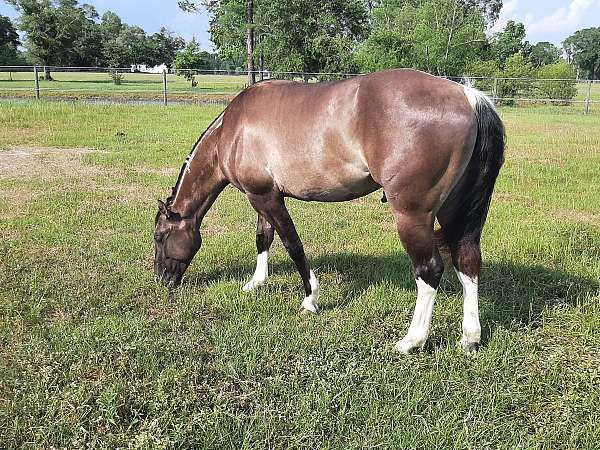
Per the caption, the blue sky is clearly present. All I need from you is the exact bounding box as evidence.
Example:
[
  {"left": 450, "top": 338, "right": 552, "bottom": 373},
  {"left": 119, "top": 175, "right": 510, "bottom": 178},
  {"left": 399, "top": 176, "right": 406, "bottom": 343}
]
[{"left": 1, "top": 0, "right": 599, "bottom": 50}]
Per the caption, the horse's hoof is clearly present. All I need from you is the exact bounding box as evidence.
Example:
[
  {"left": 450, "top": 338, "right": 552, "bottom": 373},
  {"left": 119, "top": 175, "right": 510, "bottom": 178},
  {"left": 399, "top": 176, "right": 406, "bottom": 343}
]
[
  {"left": 394, "top": 337, "right": 425, "bottom": 355},
  {"left": 461, "top": 340, "right": 480, "bottom": 356},
  {"left": 300, "top": 297, "right": 319, "bottom": 314},
  {"left": 242, "top": 279, "right": 264, "bottom": 292}
]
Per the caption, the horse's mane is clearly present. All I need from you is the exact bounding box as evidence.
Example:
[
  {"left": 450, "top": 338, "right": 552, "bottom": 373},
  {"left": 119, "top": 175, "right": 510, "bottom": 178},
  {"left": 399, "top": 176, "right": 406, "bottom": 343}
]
[{"left": 166, "top": 113, "right": 225, "bottom": 207}]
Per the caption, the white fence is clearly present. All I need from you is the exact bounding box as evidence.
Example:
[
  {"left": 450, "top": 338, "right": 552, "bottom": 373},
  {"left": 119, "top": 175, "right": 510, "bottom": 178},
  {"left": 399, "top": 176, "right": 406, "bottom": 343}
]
[{"left": 0, "top": 66, "right": 598, "bottom": 113}]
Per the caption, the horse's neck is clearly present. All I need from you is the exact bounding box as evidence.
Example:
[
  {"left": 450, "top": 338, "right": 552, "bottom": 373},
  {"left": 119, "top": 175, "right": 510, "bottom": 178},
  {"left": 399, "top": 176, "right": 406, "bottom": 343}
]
[{"left": 170, "top": 146, "right": 226, "bottom": 223}]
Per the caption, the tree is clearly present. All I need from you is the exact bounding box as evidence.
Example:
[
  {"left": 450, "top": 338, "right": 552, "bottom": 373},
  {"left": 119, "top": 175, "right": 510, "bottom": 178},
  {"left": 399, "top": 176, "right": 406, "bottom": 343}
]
[
  {"left": 258, "top": 0, "right": 368, "bottom": 77},
  {"left": 491, "top": 20, "right": 529, "bottom": 68},
  {"left": 356, "top": 0, "right": 487, "bottom": 76},
  {"left": 0, "top": 14, "right": 22, "bottom": 64},
  {"left": 146, "top": 28, "right": 185, "bottom": 67},
  {"left": 536, "top": 62, "right": 577, "bottom": 104},
  {"left": 179, "top": 0, "right": 257, "bottom": 85},
  {"left": 563, "top": 27, "right": 600, "bottom": 79},
  {"left": 528, "top": 41, "right": 561, "bottom": 68},
  {"left": 173, "top": 38, "right": 209, "bottom": 77},
  {"left": 463, "top": 0, "right": 502, "bottom": 26},
  {"left": 4, "top": 0, "right": 100, "bottom": 79},
  {"left": 181, "top": 0, "right": 369, "bottom": 78},
  {"left": 497, "top": 53, "right": 534, "bottom": 104}
]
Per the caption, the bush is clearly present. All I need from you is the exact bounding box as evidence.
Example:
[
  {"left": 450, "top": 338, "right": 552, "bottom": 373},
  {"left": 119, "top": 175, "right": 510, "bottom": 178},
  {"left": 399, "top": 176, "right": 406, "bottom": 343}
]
[
  {"left": 110, "top": 70, "right": 124, "bottom": 85},
  {"left": 463, "top": 60, "right": 499, "bottom": 92},
  {"left": 536, "top": 62, "right": 577, "bottom": 104},
  {"left": 497, "top": 53, "right": 534, "bottom": 105}
]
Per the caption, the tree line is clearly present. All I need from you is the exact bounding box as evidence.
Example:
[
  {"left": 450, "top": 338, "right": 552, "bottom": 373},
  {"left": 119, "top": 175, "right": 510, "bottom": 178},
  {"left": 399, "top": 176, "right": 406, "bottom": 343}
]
[
  {"left": 1, "top": 0, "right": 599, "bottom": 85},
  {"left": 180, "top": 0, "right": 599, "bottom": 82}
]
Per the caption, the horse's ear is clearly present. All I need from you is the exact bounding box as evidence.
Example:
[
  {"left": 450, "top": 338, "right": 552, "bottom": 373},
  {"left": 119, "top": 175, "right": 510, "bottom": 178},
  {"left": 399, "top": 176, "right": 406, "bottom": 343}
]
[{"left": 158, "top": 200, "right": 170, "bottom": 217}]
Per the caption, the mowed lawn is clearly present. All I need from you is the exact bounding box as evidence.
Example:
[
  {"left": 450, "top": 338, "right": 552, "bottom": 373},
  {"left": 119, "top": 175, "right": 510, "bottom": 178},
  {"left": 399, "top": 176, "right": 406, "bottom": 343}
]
[{"left": 0, "top": 101, "right": 599, "bottom": 449}]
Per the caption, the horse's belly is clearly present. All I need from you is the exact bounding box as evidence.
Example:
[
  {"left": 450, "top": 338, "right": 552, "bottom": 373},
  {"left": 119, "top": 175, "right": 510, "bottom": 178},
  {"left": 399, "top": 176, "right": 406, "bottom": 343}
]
[{"left": 277, "top": 162, "right": 381, "bottom": 202}]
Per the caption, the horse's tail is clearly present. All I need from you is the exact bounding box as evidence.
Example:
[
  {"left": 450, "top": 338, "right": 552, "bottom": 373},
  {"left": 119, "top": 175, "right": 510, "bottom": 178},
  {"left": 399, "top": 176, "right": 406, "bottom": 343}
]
[{"left": 437, "top": 86, "right": 505, "bottom": 247}]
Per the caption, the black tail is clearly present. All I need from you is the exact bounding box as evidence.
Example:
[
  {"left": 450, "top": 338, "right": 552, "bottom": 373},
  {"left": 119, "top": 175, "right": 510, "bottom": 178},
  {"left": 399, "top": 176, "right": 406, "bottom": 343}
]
[{"left": 438, "top": 92, "right": 505, "bottom": 246}]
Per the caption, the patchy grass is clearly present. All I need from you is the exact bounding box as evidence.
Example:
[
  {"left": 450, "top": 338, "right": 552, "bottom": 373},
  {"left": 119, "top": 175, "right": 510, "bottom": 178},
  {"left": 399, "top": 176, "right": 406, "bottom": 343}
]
[{"left": 0, "top": 100, "right": 599, "bottom": 449}]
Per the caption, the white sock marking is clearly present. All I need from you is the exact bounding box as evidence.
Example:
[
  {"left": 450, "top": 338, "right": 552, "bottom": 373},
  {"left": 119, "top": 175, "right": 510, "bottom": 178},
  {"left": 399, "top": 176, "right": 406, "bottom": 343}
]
[
  {"left": 455, "top": 269, "right": 481, "bottom": 351},
  {"left": 242, "top": 251, "right": 269, "bottom": 292},
  {"left": 300, "top": 270, "right": 320, "bottom": 313},
  {"left": 395, "top": 278, "right": 437, "bottom": 354}
]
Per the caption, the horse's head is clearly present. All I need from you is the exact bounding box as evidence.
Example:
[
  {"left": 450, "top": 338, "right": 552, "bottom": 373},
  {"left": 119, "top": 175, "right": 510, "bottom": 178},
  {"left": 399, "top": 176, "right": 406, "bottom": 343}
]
[{"left": 153, "top": 200, "right": 202, "bottom": 287}]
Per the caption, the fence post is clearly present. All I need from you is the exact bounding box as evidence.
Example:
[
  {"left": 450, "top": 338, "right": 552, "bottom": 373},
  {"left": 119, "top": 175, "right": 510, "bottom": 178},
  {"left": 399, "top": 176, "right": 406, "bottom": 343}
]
[
  {"left": 492, "top": 77, "right": 498, "bottom": 105},
  {"left": 584, "top": 80, "right": 592, "bottom": 114},
  {"left": 163, "top": 69, "right": 168, "bottom": 106},
  {"left": 34, "top": 66, "right": 40, "bottom": 99}
]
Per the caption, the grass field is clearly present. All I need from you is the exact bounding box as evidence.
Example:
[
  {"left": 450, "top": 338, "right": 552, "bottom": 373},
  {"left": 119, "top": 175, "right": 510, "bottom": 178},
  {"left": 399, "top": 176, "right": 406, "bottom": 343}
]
[{"left": 0, "top": 100, "right": 599, "bottom": 449}]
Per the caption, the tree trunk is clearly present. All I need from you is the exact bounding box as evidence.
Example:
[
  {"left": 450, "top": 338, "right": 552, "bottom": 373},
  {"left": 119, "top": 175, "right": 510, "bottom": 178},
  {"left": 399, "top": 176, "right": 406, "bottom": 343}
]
[
  {"left": 44, "top": 66, "right": 53, "bottom": 81},
  {"left": 259, "top": 50, "right": 264, "bottom": 81},
  {"left": 246, "top": 0, "right": 255, "bottom": 86}
]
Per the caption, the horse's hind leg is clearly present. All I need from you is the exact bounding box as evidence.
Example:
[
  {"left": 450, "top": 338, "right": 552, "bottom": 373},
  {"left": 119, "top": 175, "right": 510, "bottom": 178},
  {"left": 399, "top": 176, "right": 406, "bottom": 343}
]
[
  {"left": 390, "top": 207, "right": 444, "bottom": 354},
  {"left": 243, "top": 214, "right": 275, "bottom": 292},
  {"left": 436, "top": 205, "right": 483, "bottom": 354},
  {"left": 246, "top": 192, "right": 319, "bottom": 313},
  {"left": 451, "top": 242, "right": 481, "bottom": 355}
]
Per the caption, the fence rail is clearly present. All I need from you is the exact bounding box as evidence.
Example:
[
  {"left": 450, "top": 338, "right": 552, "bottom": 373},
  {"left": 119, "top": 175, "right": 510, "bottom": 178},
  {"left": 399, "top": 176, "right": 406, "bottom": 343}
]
[{"left": 1, "top": 65, "right": 598, "bottom": 113}]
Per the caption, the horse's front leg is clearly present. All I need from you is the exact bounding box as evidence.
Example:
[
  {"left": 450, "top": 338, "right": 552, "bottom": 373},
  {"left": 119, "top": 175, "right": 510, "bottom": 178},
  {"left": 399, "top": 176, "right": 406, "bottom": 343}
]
[
  {"left": 246, "top": 192, "right": 319, "bottom": 313},
  {"left": 243, "top": 214, "right": 275, "bottom": 292}
]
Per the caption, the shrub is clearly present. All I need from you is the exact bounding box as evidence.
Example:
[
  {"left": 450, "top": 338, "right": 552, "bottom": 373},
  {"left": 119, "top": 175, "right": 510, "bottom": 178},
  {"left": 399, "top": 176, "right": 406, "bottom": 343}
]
[
  {"left": 497, "top": 53, "right": 534, "bottom": 105},
  {"left": 536, "top": 62, "right": 577, "bottom": 105},
  {"left": 110, "top": 70, "right": 124, "bottom": 85},
  {"left": 463, "top": 60, "right": 499, "bottom": 92}
]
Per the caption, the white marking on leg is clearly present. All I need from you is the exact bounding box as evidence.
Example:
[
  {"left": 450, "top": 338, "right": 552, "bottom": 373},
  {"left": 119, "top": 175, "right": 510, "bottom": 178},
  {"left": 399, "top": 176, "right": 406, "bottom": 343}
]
[
  {"left": 242, "top": 251, "right": 269, "bottom": 292},
  {"left": 455, "top": 269, "right": 480, "bottom": 353},
  {"left": 300, "top": 270, "right": 320, "bottom": 314},
  {"left": 395, "top": 278, "right": 437, "bottom": 354}
]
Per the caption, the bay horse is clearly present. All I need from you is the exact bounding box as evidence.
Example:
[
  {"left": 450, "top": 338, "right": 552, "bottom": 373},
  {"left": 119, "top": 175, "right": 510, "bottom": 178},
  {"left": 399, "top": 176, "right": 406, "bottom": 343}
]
[{"left": 154, "top": 69, "right": 505, "bottom": 354}]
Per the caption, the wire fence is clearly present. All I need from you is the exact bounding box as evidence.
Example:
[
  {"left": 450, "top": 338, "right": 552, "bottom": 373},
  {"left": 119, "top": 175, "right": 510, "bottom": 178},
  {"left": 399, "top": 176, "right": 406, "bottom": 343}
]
[{"left": 1, "top": 65, "right": 598, "bottom": 114}]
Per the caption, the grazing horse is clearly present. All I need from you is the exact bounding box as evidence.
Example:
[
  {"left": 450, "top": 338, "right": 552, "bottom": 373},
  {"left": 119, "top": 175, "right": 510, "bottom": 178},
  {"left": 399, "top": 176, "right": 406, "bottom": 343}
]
[{"left": 154, "top": 69, "right": 505, "bottom": 354}]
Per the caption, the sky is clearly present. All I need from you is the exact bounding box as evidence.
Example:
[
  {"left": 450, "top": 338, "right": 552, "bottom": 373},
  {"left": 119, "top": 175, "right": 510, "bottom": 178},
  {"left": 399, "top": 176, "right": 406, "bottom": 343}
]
[{"left": 1, "top": 0, "right": 599, "bottom": 50}]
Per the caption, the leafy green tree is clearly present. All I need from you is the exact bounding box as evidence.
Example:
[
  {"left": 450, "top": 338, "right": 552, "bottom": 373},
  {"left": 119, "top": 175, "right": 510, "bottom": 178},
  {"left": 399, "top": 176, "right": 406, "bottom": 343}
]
[
  {"left": 536, "top": 62, "right": 577, "bottom": 104},
  {"left": 146, "top": 28, "right": 185, "bottom": 67},
  {"left": 354, "top": 3, "right": 415, "bottom": 72},
  {"left": 258, "top": 0, "right": 368, "bottom": 77},
  {"left": 173, "top": 38, "right": 210, "bottom": 78},
  {"left": 4, "top": 0, "right": 101, "bottom": 79},
  {"left": 528, "top": 41, "right": 561, "bottom": 68},
  {"left": 497, "top": 53, "right": 534, "bottom": 104},
  {"left": 356, "top": 0, "right": 487, "bottom": 76},
  {"left": 463, "top": 0, "right": 502, "bottom": 26},
  {"left": 181, "top": 0, "right": 368, "bottom": 78},
  {"left": 0, "top": 14, "right": 22, "bottom": 64},
  {"left": 491, "top": 20, "right": 530, "bottom": 68},
  {"left": 563, "top": 27, "right": 600, "bottom": 79}
]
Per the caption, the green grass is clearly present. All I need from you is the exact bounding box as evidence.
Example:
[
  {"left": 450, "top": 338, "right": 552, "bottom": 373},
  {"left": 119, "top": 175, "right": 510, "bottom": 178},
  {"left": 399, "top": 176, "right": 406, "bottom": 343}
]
[{"left": 0, "top": 100, "right": 599, "bottom": 449}]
